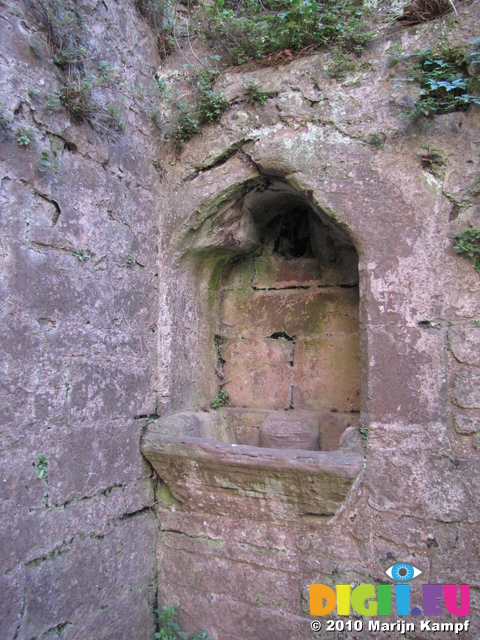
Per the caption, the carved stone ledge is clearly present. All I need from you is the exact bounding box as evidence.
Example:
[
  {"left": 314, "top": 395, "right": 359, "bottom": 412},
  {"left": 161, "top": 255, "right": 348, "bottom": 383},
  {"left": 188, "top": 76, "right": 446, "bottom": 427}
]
[{"left": 141, "top": 410, "right": 363, "bottom": 522}]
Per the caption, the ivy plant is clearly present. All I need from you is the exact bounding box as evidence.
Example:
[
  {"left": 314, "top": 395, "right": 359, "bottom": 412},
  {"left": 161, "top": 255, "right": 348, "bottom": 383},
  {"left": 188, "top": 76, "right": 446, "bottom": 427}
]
[
  {"left": 414, "top": 51, "right": 480, "bottom": 116},
  {"left": 453, "top": 228, "right": 480, "bottom": 274},
  {"left": 396, "top": 43, "right": 480, "bottom": 118}
]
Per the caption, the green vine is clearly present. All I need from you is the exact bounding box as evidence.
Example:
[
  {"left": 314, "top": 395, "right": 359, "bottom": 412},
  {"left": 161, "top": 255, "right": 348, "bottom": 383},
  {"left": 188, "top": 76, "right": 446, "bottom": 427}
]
[{"left": 453, "top": 228, "right": 480, "bottom": 274}]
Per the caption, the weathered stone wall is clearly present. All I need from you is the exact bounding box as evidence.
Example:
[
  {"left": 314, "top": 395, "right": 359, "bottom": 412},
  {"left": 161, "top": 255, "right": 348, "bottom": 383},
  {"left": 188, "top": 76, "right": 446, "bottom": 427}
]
[
  {"left": 151, "top": 4, "right": 480, "bottom": 639},
  {"left": 2, "top": 1, "right": 480, "bottom": 639},
  {"left": 0, "top": 1, "right": 162, "bottom": 638}
]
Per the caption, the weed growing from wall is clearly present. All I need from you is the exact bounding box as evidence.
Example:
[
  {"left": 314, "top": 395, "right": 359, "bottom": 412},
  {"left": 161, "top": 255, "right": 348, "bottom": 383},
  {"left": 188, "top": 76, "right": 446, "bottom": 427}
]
[
  {"left": 367, "top": 132, "right": 386, "bottom": 148},
  {"left": 195, "top": 70, "right": 229, "bottom": 122},
  {"left": 0, "top": 104, "right": 12, "bottom": 133},
  {"left": 454, "top": 228, "right": 480, "bottom": 274},
  {"left": 326, "top": 49, "right": 357, "bottom": 79},
  {"left": 210, "top": 389, "right": 229, "bottom": 409},
  {"left": 39, "top": 137, "right": 63, "bottom": 175},
  {"left": 72, "top": 249, "right": 91, "bottom": 262},
  {"left": 173, "top": 102, "right": 200, "bottom": 145},
  {"left": 413, "top": 50, "right": 480, "bottom": 116},
  {"left": 244, "top": 80, "right": 269, "bottom": 105},
  {"left": 16, "top": 126, "right": 35, "bottom": 146},
  {"left": 26, "top": 0, "right": 127, "bottom": 135},
  {"left": 59, "top": 76, "right": 95, "bottom": 120},
  {"left": 26, "top": 0, "right": 85, "bottom": 70},
  {"left": 200, "top": 0, "right": 374, "bottom": 66},
  {"left": 37, "top": 454, "right": 48, "bottom": 479},
  {"left": 126, "top": 253, "right": 136, "bottom": 268},
  {"left": 399, "top": 0, "right": 459, "bottom": 25},
  {"left": 154, "top": 605, "right": 212, "bottom": 640},
  {"left": 172, "top": 70, "right": 228, "bottom": 146}
]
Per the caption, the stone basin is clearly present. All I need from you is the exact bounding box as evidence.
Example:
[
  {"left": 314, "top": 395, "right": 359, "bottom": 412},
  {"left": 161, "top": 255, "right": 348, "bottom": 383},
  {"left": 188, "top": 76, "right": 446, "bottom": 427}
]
[{"left": 141, "top": 408, "right": 363, "bottom": 521}]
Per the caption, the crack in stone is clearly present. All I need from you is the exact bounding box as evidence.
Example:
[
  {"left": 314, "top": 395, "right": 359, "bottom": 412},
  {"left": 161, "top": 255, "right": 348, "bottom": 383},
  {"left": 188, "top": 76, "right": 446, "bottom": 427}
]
[
  {"left": 24, "top": 539, "right": 74, "bottom": 569},
  {"left": 37, "top": 621, "right": 73, "bottom": 640},
  {"left": 119, "top": 506, "right": 154, "bottom": 520},
  {"left": 183, "top": 139, "right": 254, "bottom": 181},
  {"left": 252, "top": 285, "right": 310, "bottom": 291},
  {"left": 12, "top": 578, "right": 26, "bottom": 640}
]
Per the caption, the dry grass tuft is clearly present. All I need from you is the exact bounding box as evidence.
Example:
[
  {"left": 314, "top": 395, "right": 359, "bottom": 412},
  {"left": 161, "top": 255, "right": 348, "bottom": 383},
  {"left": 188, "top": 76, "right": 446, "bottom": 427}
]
[
  {"left": 59, "top": 77, "right": 95, "bottom": 121},
  {"left": 399, "top": 0, "right": 458, "bottom": 25}
]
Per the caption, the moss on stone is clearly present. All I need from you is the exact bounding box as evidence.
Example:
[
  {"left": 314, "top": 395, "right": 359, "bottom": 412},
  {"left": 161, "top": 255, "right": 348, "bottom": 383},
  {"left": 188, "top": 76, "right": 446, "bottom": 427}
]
[{"left": 157, "top": 482, "right": 181, "bottom": 507}]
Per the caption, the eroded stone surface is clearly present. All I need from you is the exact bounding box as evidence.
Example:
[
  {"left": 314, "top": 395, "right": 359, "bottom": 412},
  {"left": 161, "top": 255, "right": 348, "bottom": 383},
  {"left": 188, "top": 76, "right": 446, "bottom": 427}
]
[
  {"left": 449, "top": 326, "right": 480, "bottom": 365},
  {"left": 454, "top": 412, "right": 480, "bottom": 435},
  {"left": 219, "top": 251, "right": 360, "bottom": 417},
  {"left": 0, "top": 2, "right": 159, "bottom": 638},
  {"left": 2, "top": 0, "right": 480, "bottom": 638},
  {"left": 452, "top": 369, "right": 480, "bottom": 409},
  {"left": 259, "top": 412, "right": 320, "bottom": 450}
]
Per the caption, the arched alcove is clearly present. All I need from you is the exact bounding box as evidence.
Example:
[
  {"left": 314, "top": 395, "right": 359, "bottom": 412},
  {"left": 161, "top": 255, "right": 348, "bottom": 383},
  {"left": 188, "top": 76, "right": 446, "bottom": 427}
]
[
  {"left": 142, "top": 179, "right": 363, "bottom": 520},
  {"left": 211, "top": 181, "right": 360, "bottom": 451}
]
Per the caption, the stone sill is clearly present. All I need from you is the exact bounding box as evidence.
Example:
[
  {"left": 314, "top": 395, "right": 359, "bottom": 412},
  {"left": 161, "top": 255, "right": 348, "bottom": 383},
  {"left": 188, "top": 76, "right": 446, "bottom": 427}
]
[{"left": 141, "top": 410, "right": 363, "bottom": 522}]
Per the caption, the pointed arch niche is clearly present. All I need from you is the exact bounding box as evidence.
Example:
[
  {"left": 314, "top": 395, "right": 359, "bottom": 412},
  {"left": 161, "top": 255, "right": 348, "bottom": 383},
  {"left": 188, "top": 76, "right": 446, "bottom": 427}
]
[{"left": 142, "top": 179, "right": 363, "bottom": 519}]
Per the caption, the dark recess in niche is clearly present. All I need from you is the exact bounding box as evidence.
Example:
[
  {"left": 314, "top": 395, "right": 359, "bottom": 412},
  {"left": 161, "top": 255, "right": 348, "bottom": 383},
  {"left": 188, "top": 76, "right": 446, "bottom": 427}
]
[{"left": 262, "top": 206, "right": 313, "bottom": 259}]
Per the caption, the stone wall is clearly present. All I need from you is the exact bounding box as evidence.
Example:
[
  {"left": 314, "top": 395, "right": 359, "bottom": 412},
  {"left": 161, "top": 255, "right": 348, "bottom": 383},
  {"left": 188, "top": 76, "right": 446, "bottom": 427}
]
[
  {"left": 1, "top": 1, "right": 480, "bottom": 639},
  {"left": 151, "top": 4, "right": 480, "bottom": 639},
  {"left": 0, "top": 1, "right": 162, "bottom": 638}
]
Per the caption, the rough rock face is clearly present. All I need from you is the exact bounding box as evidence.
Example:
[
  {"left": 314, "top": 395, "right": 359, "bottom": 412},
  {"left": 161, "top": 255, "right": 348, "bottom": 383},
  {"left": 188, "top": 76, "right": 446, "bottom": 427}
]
[
  {"left": 0, "top": 1, "right": 161, "bottom": 638},
  {"left": 152, "top": 4, "right": 480, "bottom": 639},
  {"left": 2, "top": 1, "right": 480, "bottom": 639}
]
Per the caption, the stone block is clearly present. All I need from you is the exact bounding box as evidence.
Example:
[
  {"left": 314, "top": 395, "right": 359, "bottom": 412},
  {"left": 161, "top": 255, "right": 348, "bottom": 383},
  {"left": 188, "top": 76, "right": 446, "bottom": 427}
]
[
  {"left": 366, "top": 325, "right": 446, "bottom": 424},
  {"left": 452, "top": 368, "right": 480, "bottom": 409},
  {"left": 259, "top": 411, "right": 320, "bottom": 450},
  {"left": 0, "top": 504, "right": 66, "bottom": 571},
  {"left": 250, "top": 255, "right": 324, "bottom": 289},
  {"left": 449, "top": 326, "right": 480, "bottom": 366},
  {"left": 123, "top": 478, "right": 156, "bottom": 514},
  {"left": 21, "top": 516, "right": 156, "bottom": 639},
  {"left": 156, "top": 584, "right": 310, "bottom": 640},
  {"left": 67, "top": 357, "right": 155, "bottom": 424},
  {"left": 47, "top": 420, "right": 148, "bottom": 504},
  {"left": 157, "top": 545, "right": 299, "bottom": 612},
  {"left": 220, "top": 408, "right": 267, "bottom": 446},
  {"left": 63, "top": 589, "right": 155, "bottom": 640},
  {"left": 158, "top": 524, "right": 297, "bottom": 573},
  {"left": 0, "top": 177, "right": 32, "bottom": 238},
  {"left": 222, "top": 338, "right": 293, "bottom": 409},
  {"left": 158, "top": 509, "right": 296, "bottom": 558},
  {"left": 143, "top": 432, "right": 362, "bottom": 521},
  {"left": 293, "top": 334, "right": 361, "bottom": 412},
  {"left": 27, "top": 193, "right": 60, "bottom": 247},
  {"left": 453, "top": 411, "right": 480, "bottom": 435},
  {"left": 0, "top": 436, "right": 53, "bottom": 518},
  {"left": 221, "top": 288, "right": 359, "bottom": 340}
]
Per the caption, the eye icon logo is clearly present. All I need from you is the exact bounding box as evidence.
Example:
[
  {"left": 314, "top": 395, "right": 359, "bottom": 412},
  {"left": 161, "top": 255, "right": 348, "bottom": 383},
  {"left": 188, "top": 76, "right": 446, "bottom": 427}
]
[
  {"left": 385, "top": 563, "right": 422, "bottom": 582},
  {"left": 309, "top": 562, "right": 470, "bottom": 618}
]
